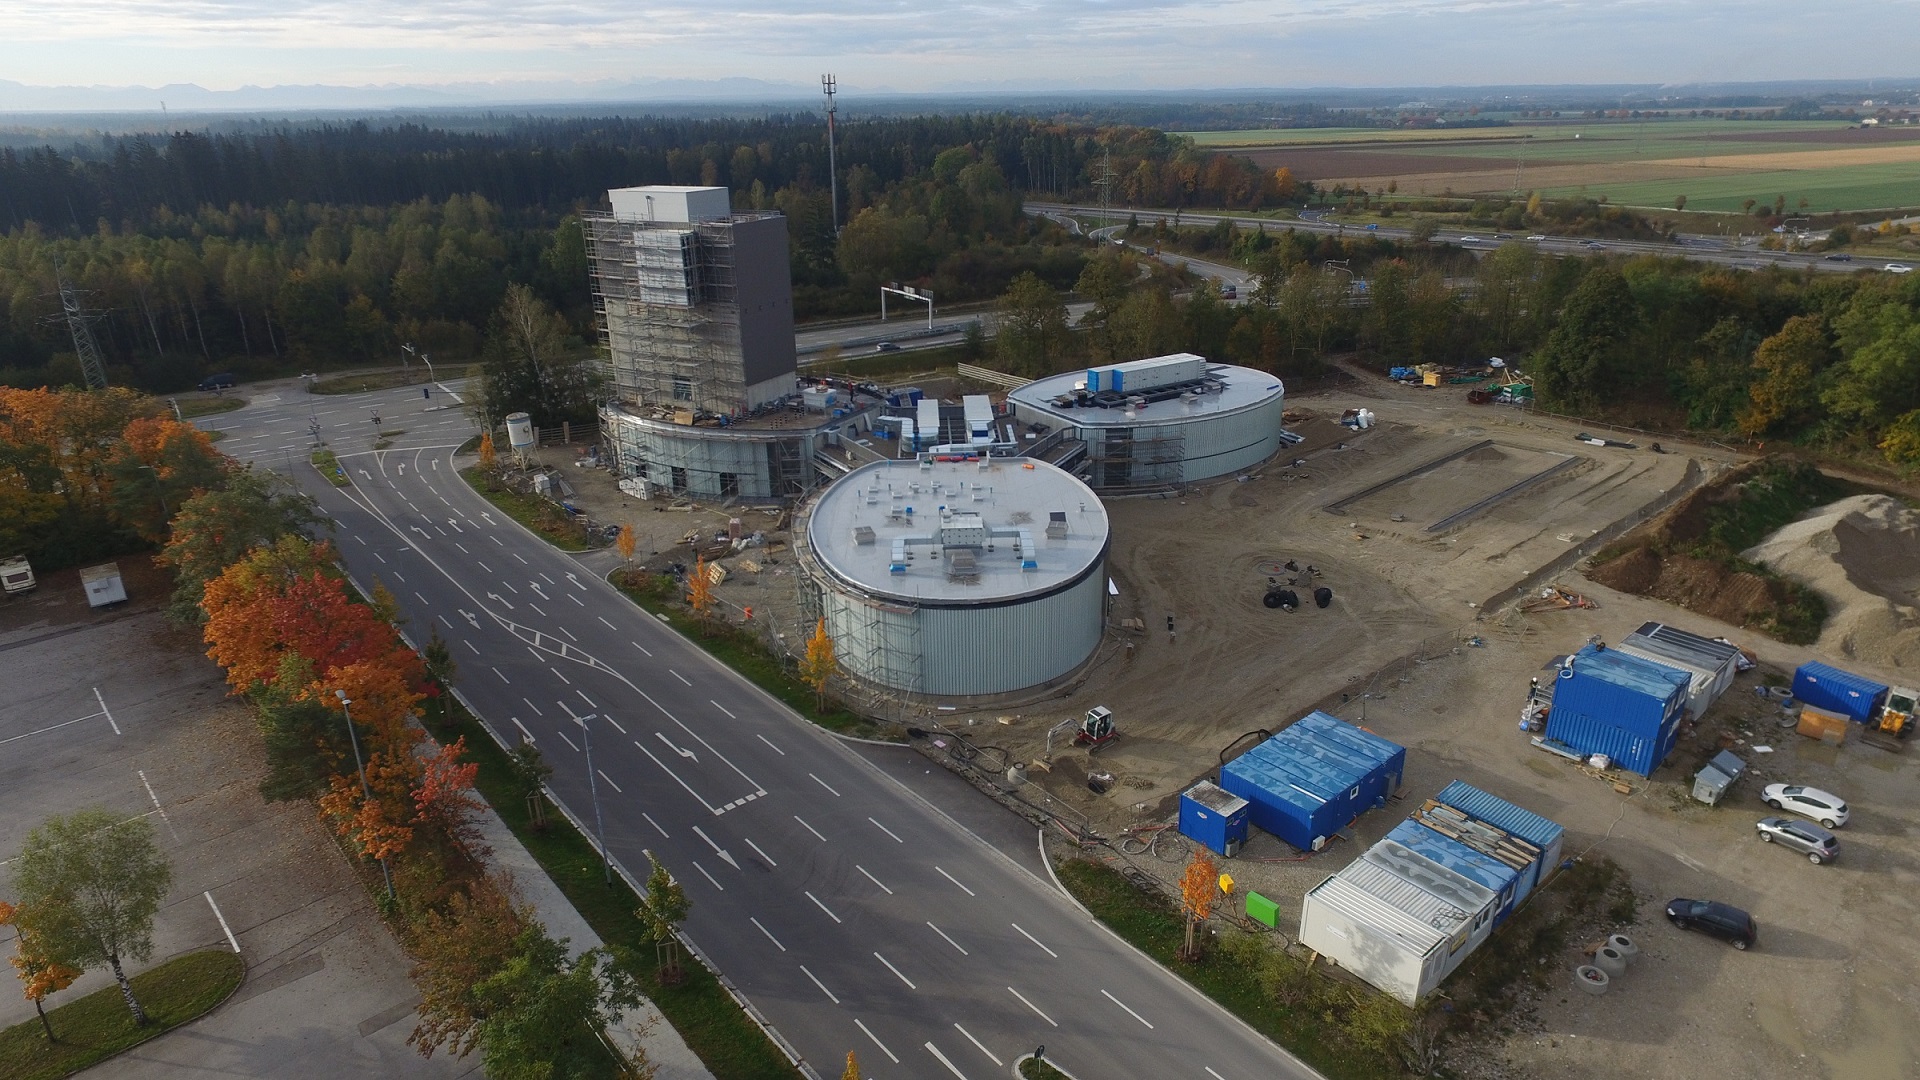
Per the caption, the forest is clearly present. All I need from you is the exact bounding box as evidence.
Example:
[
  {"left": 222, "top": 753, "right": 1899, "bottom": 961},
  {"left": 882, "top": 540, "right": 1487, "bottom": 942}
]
[{"left": 0, "top": 112, "right": 1297, "bottom": 392}]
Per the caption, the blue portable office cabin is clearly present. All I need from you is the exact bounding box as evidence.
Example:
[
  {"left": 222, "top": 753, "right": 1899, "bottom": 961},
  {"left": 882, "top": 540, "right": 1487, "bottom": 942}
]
[
  {"left": 1427, "top": 781, "right": 1565, "bottom": 905},
  {"left": 1179, "top": 780, "right": 1251, "bottom": 857},
  {"left": 1544, "top": 644, "right": 1690, "bottom": 776},
  {"left": 1218, "top": 711, "right": 1406, "bottom": 853},
  {"left": 1791, "top": 662, "right": 1888, "bottom": 724},
  {"left": 1385, "top": 818, "right": 1523, "bottom": 925}
]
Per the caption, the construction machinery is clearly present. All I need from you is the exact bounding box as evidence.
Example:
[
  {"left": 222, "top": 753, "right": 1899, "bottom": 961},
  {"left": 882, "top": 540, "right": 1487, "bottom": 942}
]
[
  {"left": 1876, "top": 686, "right": 1917, "bottom": 738},
  {"left": 1047, "top": 706, "right": 1119, "bottom": 756}
]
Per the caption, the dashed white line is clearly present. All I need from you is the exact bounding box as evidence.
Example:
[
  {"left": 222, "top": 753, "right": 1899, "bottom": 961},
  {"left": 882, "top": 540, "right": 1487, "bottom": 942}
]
[
  {"left": 793, "top": 815, "right": 827, "bottom": 842},
  {"left": 523, "top": 698, "right": 544, "bottom": 716},
  {"left": 855, "top": 1020, "right": 899, "bottom": 1064},
  {"left": 856, "top": 864, "right": 893, "bottom": 895},
  {"left": 935, "top": 866, "right": 975, "bottom": 896},
  {"left": 873, "top": 951, "right": 915, "bottom": 990},
  {"left": 455, "top": 542, "right": 469, "bottom": 553},
  {"left": 1102, "top": 988, "right": 1154, "bottom": 1028},
  {"left": 924, "top": 1042, "right": 968, "bottom": 1079},
  {"left": 204, "top": 891, "right": 242, "bottom": 954},
  {"left": 576, "top": 690, "right": 597, "bottom": 709},
  {"left": 751, "top": 918, "right": 787, "bottom": 952},
  {"left": 491, "top": 535, "right": 503, "bottom": 545},
  {"left": 512, "top": 553, "right": 528, "bottom": 564},
  {"left": 870, "top": 818, "right": 904, "bottom": 843},
  {"left": 464, "top": 640, "right": 479, "bottom": 654},
  {"left": 553, "top": 727, "right": 580, "bottom": 752},
  {"left": 502, "top": 580, "right": 518, "bottom": 593},
  {"left": 603, "top": 715, "right": 626, "bottom": 735},
  {"left": 806, "top": 891, "right": 843, "bottom": 924},
  {"left": 414, "top": 591, "right": 430, "bottom": 605},
  {"left": 374, "top": 552, "right": 387, "bottom": 563},
  {"left": 642, "top": 813, "right": 669, "bottom": 838},
  {"left": 1007, "top": 986, "right": 1058, "bottom": 1026},
  {"left": 528, "top": 602, "right": 547, "bottom": 616},
  {"left": 391, "top": 571, "right": 406, "bottom": 583},
  {"left": 569, "top": 594, "right": 584, "bottom": 606},
  {"left": 954, "top": 1024, "right": 1002, "bottom": 1067},
  {"left": 437, "top": 614, "right": 454, "bottom": 628},
  {"left": 476, "top": 560, "right": 493, "bottom": 573},
  {"left": 670, "top": 670, "right": 691, "bottom": 686},
  {"left": 598, "top": 616, "right": 617, "bottom": 630},
  {"left": 559, "top": 625, "right": 578, "bottom": 641},
  {"left": 631, "top": 641, "right": 653, "bottom": 656},
  {"left": 1205, "top": 1068, "right": 1228, "bottom": 1080},
  {"left": 1011, "top": 923, "right": 1058, "bottom": 958},
  {"left": 927, "top": 921, "right": 968, "bottom": 955},
  {"left": 801, "top": 965, "right": 839, "bottom": 1004},
  {"left": 354, "top": 535, "right": 367, "bottom": 545},
  {"left": 712, "top": 700, "right": 737, "bottom": 719},
  {"left": 743, "top": 837, "right": 777, "bottom": 867},
  {"left": 549, "top": 667, "right": 569, "bottom": 685},
  {"left": 512, "top": 717, "right": 536, "bottom": 743},
  {"left": 693, "top": 861, "right": 724, "bottom": 891},
  {"left": 493, "top": 667, "right": 510, "bottom": 683},
  {"left": 540, "top": 572, "right": 556, "bottom": 584},
  {"left": 592, "top": 767, "right": 623, "bottom": 792},
  {"left": 756, "top": 733, "right": 784, "bottom": 755},
  {"left": 810, "top": 773, "right": 841, "bottom": 797}
]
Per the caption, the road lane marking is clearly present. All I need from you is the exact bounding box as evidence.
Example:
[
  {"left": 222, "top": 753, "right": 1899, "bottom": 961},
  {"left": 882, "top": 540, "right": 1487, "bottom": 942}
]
[
  {"left": 869, "top": 817, "right": 904, "bottom": 843},
  {"left": 596, "top": 769, "right": 622, "bottom": 793},
  {"left": 540, "top": 572, "right": 556, "bottom": 584},
  {"left": 523, "top": 697, "right": 544, "bottom": 716},
  {"left": 549, "top": 666, "right": 569, "bottom": 684},
  {"left": 569, "top": 594, "right": 583, "bottom": 606},
  {"left": 502, "top": 580, "right": 517, "bottom": 592},
  {"left": 513, "top": 553, "right": 528, "bottom": 564},
  {"left": 743, "top": 837, "right": 777, "bottom": 867},
  {"left": 1205, "top": 1068, "right": 1228, "bottom": 1080},
  {"left": 204, "top": 891, "right": 242, "bottom": 953},
  {"left": 94, "top": 688, "right": 121, "bottom": 735},
  {"left": 603, "top": 715, "right": 626, "bottom": 734},
  {"left": 801, "top": 965, "right": 839, "bottom": 1004},
  {"left": 374, "top": 552, "right": 387, "bottom": 563},
  {"left": 577, "top": 690, "right": 597, "bottom": 708},
  {"left": 491, "top": 535, "right": 503, "bottom": 545},
  {"left": 1007, "top": 986, "right": 1057, "bottom": 1026},
  {"left": 855, "top": 1020, "right": 898, "bottom": 1064},
  {"left": 559, "top": 625, "right": 578, "bottom": 641},
  {"left": 693, "top": 862, "right": 724, "bottom": 891},
  {"left": 1011, "top": 923, "right": 1058, "bottom": 958},
  {"left": 856, "top": 864, "right": 893, "bottom": 895},
  {"left": 599, "top": 616, "right": 617, "bottom": 629},
  {"left": 512, "top": 718, "right": 536, "bottom": 743},
  {"left": 927, "top": 921, "right": 967, "bottom": 955},
  {"left": 1102, "top": 988, "right": 1154, "bottom": 1028},
  {"left": 635, "top": 741, "right": 719, "bottom": 816},
  {"left": 670, "top": 669, "right": 691, "bottom": 686},
  {"left": 137, "top": 770, "right": 178, "bottom": 841},
  {"left": 935, "top": 866, "right": 975, "bottom": 896},
  {"left": 455, "top": 542, "right": 469, "bottom": 554},
  {"left": 794, "top": 815, "right": 827, "bottom": 842},
  {"left": 756, "top": 733, "right": 784, "bottom": 755},
  {"left": 528, "top": 602, "right": 547, "bottom": 616},
  {"left": 874, "top": 951, "right": 915, "bottom": 989},
  {"left": 806, "top": 891, "right": 843, "bottom": 924},
  {"left": 642, "top": 812, "right": 669, "bottom": 838},
  {"left": 954, "top": 1024, "right": 1001, "bottom": 1067},
  {"left": 551, "top": 725, "right": 579, "bottom": 751},
  {"left": 711, "top": 700, "right": 737, "bottom": 719},
  {"left": 476, "top": 560, "right": 493, "bottom": 573},
  {"left": 631, "top": 641, "right": 653, "bottom": 656},
  {"left": 391, "top": 571, "right": 406, "bottom": 583},
  {"left": 464, "top": 640, "right": 479, "bottom": 654},
  {"left": 438, "top": 614, "right": 454, "bottom": 628},
  {"left": 924, "top": 1042, "right": 968, "bottom": 1078},
  {"left": 751, "top": 918, "right": 786, "bottom": 952},
  {"left": 810, "top": 772, "right": 841, "bottom": 797},
  {"left": 414, "top": 591, "right": 430, "bottom": 605},
  {"left": 355, "top": 535, "right": 366, "bottom": 544},
  {"left": 493, "top": 667, "right": 511, "bottom": 683}
]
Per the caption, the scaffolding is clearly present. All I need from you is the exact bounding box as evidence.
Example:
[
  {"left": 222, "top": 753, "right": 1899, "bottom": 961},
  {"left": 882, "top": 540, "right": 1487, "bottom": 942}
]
[
  {"left": 1092, "top": 428, "right": 1186, "bottom": 489},
  {"left": 586, "top": 212, "right": 763, "bottom": 416}
]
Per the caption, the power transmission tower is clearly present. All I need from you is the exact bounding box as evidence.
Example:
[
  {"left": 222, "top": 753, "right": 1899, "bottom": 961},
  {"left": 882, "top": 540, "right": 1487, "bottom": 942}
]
[
  {"left": 1092, "top": 145, "right": 1115, "bottom": 224},
  {"left": 821, "top": 74, "right": 840, "bottom": 234},
  {"left": 54, "top": 263, "right": 109, "bottom": 390}
]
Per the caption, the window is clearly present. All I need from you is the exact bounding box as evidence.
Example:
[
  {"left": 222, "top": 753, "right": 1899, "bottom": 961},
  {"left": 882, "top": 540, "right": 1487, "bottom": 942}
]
[
  {"left": 719, "top": 472, "right": 740, "bottom": 498},
  {"left": 672, "top": 376, "right": 693, "bottom": 401},
  {"left": 670, "top": 467, "right": 688, "bottom": 492}
]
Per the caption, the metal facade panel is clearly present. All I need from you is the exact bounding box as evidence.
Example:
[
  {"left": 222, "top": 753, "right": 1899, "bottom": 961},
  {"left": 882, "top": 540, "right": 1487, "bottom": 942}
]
[
  {"left": 1554, "top": 645, "right": 1688, "bottom": 739},
  {"left": 1631, "top": 622, "right": 1742, "bottom": 696},
  {"left": 1431, "top": 781, "right": 1564, "bottom": 900},
  {"left": 729, "top": 215, "right": 799, "bottom": 387},
  {"left": 1792, "top": 662, "right": 1889, "bottom": 722},
  {"left": 1180, "top": 782, "right": 1251, "bottom": 857},
  {"left": 1543, "top": 704, "right": 1673, "bottom": 776},
  {"left": 1220, "top": 712, "right": 1404, "bottom": 851},
  {"left": 914, "top": 562, "right": 1106, "bottom": 696},
  {"left": 1300, "top": 876, "right": 1440, "bottom": 1006}
]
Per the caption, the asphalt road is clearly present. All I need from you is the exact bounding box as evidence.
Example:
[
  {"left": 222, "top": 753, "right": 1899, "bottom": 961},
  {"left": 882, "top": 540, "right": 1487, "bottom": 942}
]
[
  {"left": 1029, "top": 200, "right": 1886, "bottom": 276},
  {"left": 199, "top": 385, "right": 1320, "bottom": 1080}
]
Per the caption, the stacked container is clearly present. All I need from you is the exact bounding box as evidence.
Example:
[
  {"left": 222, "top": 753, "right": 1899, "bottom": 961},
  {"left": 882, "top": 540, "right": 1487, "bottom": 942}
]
[
  {"left": 1429, "top": 780, "right": 1566, "bottom": 906},
  {"left": 1219, "top": 711, "right": 1406, "bottom": 853},
  {"left": 1544, "top": 644, "right": 1691, "bottom": 776}
]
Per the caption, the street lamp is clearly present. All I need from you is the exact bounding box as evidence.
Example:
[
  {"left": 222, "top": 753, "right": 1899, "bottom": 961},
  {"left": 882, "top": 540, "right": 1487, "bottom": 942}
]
[
  {"left": 572, "top": 711, "right": 614, "bottom": 886},
  {"left": 136, "top": 464, "right": 169, "bottom": 520},
  {"left": 402, "top": 343, "right": 436, "bottom": 383},
  {"left": 335, "top": 689, "right": 395, "bottom": 900}
]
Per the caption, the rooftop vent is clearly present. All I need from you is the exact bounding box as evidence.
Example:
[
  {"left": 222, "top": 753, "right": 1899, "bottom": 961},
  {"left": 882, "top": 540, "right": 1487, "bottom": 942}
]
[
  {"left": 1045, "top": 511, "right": 1068, "bottom": 540},
  {"left": 945, "top": 549, "right": 980, "bottom": 584},
  {"left": 852, "top": 525, "right": 876, "bottom": 545}
]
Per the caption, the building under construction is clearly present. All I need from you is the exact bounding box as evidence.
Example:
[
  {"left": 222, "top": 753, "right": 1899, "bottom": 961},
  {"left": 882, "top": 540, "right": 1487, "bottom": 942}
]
[{"left": 588, "top": 185, "right": 879, "bottom": 501}]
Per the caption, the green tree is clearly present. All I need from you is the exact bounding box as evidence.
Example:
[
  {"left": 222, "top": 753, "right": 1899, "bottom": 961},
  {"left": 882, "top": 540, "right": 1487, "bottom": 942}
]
[
  {"left": 154, "top": 466, "right": 323, "bottom": 623},
  {"left": 10, "top": 808, "right": 174, "bottom": 1025},
  {"left": 254, "top": 655, "right": 355, "bottom": 802},
  {"left": 507, "top": 739, "right": 555, "bottom": 829},
  {"left": 636, "top": 854, "right": 691, "bottom": 984},
  {"left": 1823, "top": 295, "right": 1920, "bottom": 429},
  {"left": 1531, "top": 267, "right": 1636, "bottom": 411},
  {"left": 995, "top": 272, "right": 1072, "bottom": 378},
  {"left": 478, "top": 284, "right": 604, "bottom": 428},
  {"left": 472, "top": 931, "right": 643, "bottom": 1080}
]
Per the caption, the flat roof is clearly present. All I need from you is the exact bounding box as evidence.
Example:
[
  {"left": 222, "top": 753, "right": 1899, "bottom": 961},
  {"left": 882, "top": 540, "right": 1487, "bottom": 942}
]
[
  {"left": 806, "top": 458, "right": 1108, "bottom": 605},
  {"left": 1008, "top": 362, "right": 1283, "bottom": 429}
]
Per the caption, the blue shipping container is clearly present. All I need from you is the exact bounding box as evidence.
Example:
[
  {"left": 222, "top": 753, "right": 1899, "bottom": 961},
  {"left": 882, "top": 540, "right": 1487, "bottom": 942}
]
[
  {"left": 1179, "top": 780, "right": 1251, "bottom": 857},
  {"left": 1385, "top": 818, "right": 1523, "bottom": 925},
  {"left": 1432, "top": 781, "right": 1566, "bottom": 903},
  {"left": 1219, "top": 711, "right": 1406, "bottom": 852},
  {"left": 1544, "top": 644, "right": 1689, "bottom": 776},
  {"left": 1791, "top": 662, "right": 1888, "bottom": 724}
]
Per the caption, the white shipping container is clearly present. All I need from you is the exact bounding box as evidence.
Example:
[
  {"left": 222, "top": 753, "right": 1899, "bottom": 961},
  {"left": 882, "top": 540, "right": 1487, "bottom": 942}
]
[{"left": 80, "top": 563, "right": 126, "bottom": 608}]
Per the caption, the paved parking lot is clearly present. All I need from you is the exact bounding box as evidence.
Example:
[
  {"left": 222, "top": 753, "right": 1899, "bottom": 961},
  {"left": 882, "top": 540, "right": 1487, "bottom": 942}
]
[{"left": 0, "top": 582, "right": 474, "bottom": 1077}]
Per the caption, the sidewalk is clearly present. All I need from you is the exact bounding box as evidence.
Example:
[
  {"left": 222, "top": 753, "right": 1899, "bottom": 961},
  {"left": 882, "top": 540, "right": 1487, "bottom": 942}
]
[{"left": 471, "top": 788, "right": 714, "bottom": 1080}]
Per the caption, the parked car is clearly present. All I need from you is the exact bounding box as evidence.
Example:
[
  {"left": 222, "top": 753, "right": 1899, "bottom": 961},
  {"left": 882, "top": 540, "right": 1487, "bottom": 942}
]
[
  {"left": 1756, "top": 817, "right": 1838, "bottom": 864},
  {"left": 198, "top": 372, "right": 237, "bottom": 391},
  {"left": 1665, "top": 898, "right": 1757, "bottom": 949},
  {"left": 1887, "top": 263, "right": 1913, "bottom": 274},
  {"left": 1762, "top": 783, "right": 1848, "bottom": 828}
]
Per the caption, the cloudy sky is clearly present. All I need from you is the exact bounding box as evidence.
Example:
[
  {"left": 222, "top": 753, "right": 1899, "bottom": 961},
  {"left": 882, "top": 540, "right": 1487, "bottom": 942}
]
[{"left": 0, "top": 0, "right": 1909, "bottom": 95}]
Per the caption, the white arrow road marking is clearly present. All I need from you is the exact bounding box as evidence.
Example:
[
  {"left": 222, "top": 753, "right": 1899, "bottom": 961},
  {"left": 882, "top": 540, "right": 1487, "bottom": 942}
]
[
  {"left": 446, "top": 518, "right": 463, "bottom": 533},
  {"left": 529, "top": 583, "right": 549, "bottom": 600},
  {"left": 461, "top": 609, "right": 481, "bottom": 628},
  {"left": 486, "top": 592, "right": 514, "bottom": 610},
  {"left": 689, "top": 825, "right": 738, "bottom": 869},
  {"left": 655, "top": 731, "right": 697, "bottom": 761}
]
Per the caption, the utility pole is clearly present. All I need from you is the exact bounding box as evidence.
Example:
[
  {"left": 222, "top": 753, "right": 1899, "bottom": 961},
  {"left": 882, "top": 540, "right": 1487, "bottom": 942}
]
[{"left": 822, "top": 74, "right": 840, "bottom": 234}]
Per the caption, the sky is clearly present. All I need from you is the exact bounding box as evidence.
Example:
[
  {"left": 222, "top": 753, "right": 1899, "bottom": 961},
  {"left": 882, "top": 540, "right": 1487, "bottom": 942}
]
[{"left": 0, "top": 0, "right": 1912, "bottom": 98}]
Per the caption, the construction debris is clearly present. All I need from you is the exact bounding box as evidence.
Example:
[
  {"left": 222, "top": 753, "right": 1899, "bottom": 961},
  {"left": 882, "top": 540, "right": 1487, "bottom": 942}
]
[{"left": 1522, "top": 585, "right": 1599, "bottom": 613}]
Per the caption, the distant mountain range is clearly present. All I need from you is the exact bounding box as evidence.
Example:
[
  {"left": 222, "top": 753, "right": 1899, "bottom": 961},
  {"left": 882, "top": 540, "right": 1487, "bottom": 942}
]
[{"left": 0, "top": 77, "right": 826, "bottom": 113}]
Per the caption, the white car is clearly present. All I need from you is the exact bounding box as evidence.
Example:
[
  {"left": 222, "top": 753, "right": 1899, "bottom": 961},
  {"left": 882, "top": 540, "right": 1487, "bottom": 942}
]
[
  {"left": 1887, "top": 263, "right": 1913, "bottom": 274},
  {"left": 1762, "top": 784, "right": 1849, "bottom": 828},
  {"left": 1527, "top": 235, "right": 1548, "bottom": 241},
  {"left": 1459, "top": 236, "right": 1481, "bottom": 244}
]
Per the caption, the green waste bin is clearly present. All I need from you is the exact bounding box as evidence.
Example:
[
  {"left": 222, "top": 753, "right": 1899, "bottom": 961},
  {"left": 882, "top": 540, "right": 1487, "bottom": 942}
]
[{"left": 1245, "top": 890, "right": 1279, "bottom": 929}]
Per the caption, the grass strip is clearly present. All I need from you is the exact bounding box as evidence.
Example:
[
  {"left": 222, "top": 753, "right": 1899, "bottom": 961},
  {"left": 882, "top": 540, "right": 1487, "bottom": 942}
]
[
  {"left": 1053, "top": 858, "right": 1395, "bottom": 1080},
  {"left": 432, "top": 699, "right": 798, "bottom": 1080},
  {"left": 311, "top": 449, "right": 350, "bottom": 487},
  {"left": 174, "top": 396, "right": 245, "bottom": 418},
  {"left": 1020, "top": 1055, "right": 1074, "bottom": 1079},
  {"left": 608, "top": 570, "right": 887, "bottom": 740},
  {"left": 0, "top": 950, "right": 244, "bottom": 1080},
  {"left": 458, "top": 466, "right": 600, "bottom": 551},
  {"left": 310, "top": 368, "right": 430, "bottom": 394}
]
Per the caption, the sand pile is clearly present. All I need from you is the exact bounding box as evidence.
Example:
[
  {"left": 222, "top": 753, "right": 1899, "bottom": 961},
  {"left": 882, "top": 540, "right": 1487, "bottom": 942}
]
[{"left": 1743, "top": 494, "right": 1920, "bottom": 670}]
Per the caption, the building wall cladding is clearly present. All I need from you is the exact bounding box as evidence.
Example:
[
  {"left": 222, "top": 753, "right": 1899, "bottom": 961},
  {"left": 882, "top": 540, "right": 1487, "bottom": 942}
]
[
  {"left": 1791, "top": 661, "right": 1889, "bottom": 723},
  {"left": 1179, "top": 781, "right": 1251, "bottom": 857},
  {"left": 728, "top": 214, "right": 798, "bottom": 388},
  {"left": 1218, "top": 711, "right": 1406, "bottom": 852},
  {"left": 818, "top": 551, "right": 1108, "bottom": 697},
  {"left": 604, "top": 412, "right": 783, "bottom": 500},
  {"left": 1544, "top": 644, "right": 1689, "bottom": 776}
]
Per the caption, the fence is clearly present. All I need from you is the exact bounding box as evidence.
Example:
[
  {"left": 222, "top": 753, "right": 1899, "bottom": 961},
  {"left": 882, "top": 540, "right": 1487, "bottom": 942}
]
[{"left": 955, "top": 363, "right": 1028, "bottom": 390}]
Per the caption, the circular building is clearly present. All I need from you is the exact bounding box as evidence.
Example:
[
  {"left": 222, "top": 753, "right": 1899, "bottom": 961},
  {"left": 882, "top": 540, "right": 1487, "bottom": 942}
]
[
  {"left": 1007, "top": 355, "right": 1286, "bottom": 491},
  {"left": 797, "top": 457, "right": 1110, "bottom": 699}
]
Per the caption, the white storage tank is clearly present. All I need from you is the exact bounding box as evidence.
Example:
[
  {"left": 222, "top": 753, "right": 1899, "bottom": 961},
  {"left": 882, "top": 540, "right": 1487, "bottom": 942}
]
[{"left": 505, "top": 412, "right": 537, "bottom": 453}]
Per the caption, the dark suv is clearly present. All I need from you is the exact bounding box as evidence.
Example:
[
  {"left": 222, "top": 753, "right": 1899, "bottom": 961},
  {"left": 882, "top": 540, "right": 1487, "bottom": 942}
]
[{"left": 1666, "top": 898, "right": 1757, "bottom": 950}]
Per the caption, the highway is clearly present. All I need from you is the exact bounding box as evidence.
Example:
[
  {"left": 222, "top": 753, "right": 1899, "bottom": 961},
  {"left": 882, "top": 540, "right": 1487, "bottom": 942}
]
[
  {"left": 1028, "top": 200, "right": 1885, "bottom": 276},
  {"left": 198, "top": 383, "right": 1321, "bottom": 1080}
]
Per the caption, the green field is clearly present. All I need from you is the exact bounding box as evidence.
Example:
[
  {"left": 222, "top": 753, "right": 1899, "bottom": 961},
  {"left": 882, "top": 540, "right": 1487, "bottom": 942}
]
[
  {"left": 1535, "top": 162, "right": 1920, "bottom": 214},
  {"left": 1178, "top": 119, "right": 1856, "bottom": 149}
]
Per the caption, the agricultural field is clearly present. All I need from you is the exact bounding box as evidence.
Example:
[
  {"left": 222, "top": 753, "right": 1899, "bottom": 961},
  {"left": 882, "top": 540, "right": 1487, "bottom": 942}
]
[{"left": 1184, "top": 120, "right": 1920, "bottom": 213}]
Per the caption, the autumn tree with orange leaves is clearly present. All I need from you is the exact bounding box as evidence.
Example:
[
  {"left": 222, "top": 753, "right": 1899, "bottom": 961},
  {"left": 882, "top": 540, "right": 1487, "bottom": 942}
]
[
  {"left": 686, "top": 555, "right": 716, "bottom": 628},
  {"left": 0, "top": 900, "right": 82, "bottom": 1042},
  {"left": 1179, "top": 848, "right": 1219, "bottom": 961}
]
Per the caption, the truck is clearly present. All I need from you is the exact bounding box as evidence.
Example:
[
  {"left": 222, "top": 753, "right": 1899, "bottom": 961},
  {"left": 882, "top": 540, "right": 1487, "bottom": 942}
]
[{"left": 1, "top": 555, "right": 35, "bottom": 595}]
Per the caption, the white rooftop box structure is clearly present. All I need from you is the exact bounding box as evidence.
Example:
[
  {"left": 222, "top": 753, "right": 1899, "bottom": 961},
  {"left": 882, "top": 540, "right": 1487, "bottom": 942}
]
[
  {"left": 1299, "top": 839, "right": 1500, "bottom": 1006},
  {"left": 608, "top": 185, "right": 732, "bottom": 225}
]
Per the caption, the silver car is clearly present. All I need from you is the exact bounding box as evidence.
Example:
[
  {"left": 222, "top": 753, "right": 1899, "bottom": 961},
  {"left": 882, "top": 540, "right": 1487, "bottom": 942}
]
[{"left": 1756, "top": 817, "right": 1838, "bottom": 864}]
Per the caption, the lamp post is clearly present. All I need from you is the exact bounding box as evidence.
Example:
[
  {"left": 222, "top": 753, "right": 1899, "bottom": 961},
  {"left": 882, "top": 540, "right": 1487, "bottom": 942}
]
[
  {"left": 136, "top": 464, "right": 169, "bottom": 520},
  {"left": 402, "top": 343, "right": 436, "bottom": 383},
  {"left": 573, "top": 711, "right": 614, "bottom": 886},
  {"left": 335, "top": 689, "right": 395, "bottom": 899}
]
